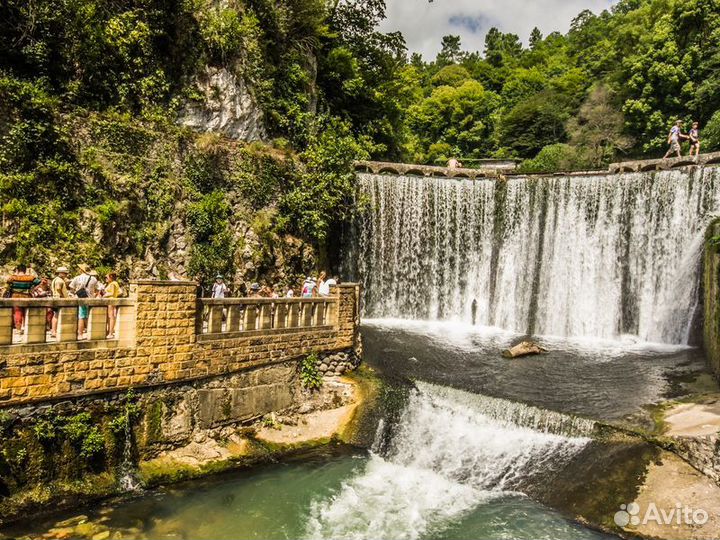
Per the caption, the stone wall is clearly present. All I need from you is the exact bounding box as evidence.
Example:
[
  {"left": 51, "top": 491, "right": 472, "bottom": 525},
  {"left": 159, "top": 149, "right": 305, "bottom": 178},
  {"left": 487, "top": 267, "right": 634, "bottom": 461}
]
[
  {"left": 673, "top": 434, "right": 720, "bottom": 485},
  {"left": 0, "top": 282, "right": 361, "bottom": 405},
  {"left": 704, "top": 219, "right": 720, "bottom": 381}
]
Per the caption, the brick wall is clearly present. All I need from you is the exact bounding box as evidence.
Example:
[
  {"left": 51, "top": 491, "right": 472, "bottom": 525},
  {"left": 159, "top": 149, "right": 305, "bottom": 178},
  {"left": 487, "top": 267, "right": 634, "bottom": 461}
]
[{"left": 0, "top": 281, "right": 360, "bottom": 405}]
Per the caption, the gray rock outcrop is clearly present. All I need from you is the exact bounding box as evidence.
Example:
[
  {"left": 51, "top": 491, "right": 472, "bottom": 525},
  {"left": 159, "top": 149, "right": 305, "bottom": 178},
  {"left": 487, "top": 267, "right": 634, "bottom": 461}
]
[{"left": 178, "top": 66, "right": 266, "bottom": 141}]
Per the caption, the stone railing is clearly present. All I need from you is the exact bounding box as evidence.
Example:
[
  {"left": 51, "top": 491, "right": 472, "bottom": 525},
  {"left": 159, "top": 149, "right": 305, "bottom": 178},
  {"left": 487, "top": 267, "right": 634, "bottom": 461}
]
[
  {"left": 0, "top": 281, "right": 361, "bottom": 405},
  {"left": 0, "top": 298, "right": 135, "bottom": 347},
  {"left": 609, "top": 151, "right": 720, "bottom": 173},
  {"left": 199, "top": 297, "right": 338, "bottom": 339},
  {"left": 354, "top": 160, "right": 503, "bottom": 179}
]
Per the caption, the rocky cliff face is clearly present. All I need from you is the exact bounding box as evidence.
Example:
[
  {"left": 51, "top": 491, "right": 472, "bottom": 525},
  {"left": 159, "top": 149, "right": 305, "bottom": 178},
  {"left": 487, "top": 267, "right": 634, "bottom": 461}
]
[{"left": 178, "top": 66, "right": 266, "bottom": 141}]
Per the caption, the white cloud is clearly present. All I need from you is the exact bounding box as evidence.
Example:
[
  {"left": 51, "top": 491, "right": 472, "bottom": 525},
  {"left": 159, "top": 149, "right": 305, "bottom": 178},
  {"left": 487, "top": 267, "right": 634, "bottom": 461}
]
[{"left": 379, "top": 0, "right": 617, "bottom": 59}]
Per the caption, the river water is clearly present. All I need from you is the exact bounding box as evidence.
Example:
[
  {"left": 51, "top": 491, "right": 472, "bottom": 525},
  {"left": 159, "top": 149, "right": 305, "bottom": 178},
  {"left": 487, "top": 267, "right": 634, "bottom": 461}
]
[{"left": 5, "top": 383, "right": 611, "bottom": 540}]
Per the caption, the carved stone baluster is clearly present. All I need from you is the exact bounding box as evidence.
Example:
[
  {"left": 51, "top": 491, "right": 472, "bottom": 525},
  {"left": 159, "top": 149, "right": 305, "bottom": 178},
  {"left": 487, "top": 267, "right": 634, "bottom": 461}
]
[
  {"left": 208, "top": 305, "right": 224, "bottom": 334},
  {"left": 25, "top": 306, "right": 47, "bottom": 344},
  {"left": 0, "top": 307, "right": 13, "bottom": 345},
  {"left": 313, "top": 302, "right": 326, "bottom": 326},
  {"left": 259, "top": 304, "right": 273, "bottom": 330},
  {"left": 301, "top": 302, "right": 314, "bottom": 327},
  {"left": 243, "top": 304, "right": 258, "bottom": 331},
  {"left": 274, "top": 303, "right": 288, "bottom": 329},
  {"left": 88, "top": 306, "right": 107, "bottom": 341},
  {"left": 226, "top": 305, "right": 241, "bottom": 333},
  {"left": 58, "top": 306, "right": 78, "bottom": 342},
  {"left": 288, "top": 304, "right": 300, "bottom": 328}
]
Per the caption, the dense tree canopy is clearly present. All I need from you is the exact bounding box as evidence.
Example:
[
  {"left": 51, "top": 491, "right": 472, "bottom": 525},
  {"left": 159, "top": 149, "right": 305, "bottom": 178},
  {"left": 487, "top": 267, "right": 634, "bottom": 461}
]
[{"left": 1, "top": 0, "right": 720, "bottom": 275}]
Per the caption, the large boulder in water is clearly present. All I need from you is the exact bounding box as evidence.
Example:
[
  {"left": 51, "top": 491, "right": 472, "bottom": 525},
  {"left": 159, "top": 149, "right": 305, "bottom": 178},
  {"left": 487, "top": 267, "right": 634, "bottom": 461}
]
[{"left": 502, "top": 341, "right": 547, "bottom": 359}]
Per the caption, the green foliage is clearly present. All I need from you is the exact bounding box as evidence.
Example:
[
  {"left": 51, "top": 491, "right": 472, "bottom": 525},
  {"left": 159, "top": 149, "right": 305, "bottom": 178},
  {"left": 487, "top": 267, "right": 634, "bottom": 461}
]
[
  {"left": 406, "top": 80, "right": 500, "bottom": 163},
  {"left": 519, "top": 144, "right": 588, "bottom": 173},
  {"left": 187, "top": 191, "right": 235, "bottom": 286},
  {"left": 497, "top": 91, "right": 571, "bottom": 158},
  {"left": 33, "top": 417, "right": 59, "bottom": 443},
  {"left": 278, "top": 117, "right": 369, "bottom": 242},
  {"left": 300, "top": 353, "right": 323, "bottom": 390},
  {"left": 62, "top": 413, "right": 105, "bottom": 459},
  {"left": 704, "top": 111, "right": 720, "bottom": 152},
  {"left": 109, "top": 389, "right": 142, "bottom": 436}
]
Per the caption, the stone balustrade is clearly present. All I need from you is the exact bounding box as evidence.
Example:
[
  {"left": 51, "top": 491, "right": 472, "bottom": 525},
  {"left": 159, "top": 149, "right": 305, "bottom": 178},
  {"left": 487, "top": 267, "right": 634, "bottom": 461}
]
[
  {"left": 0, "top": 298, "right": 135, "bottom": 347},
  {"left": 0, "top": 281, "right": 361, "bottom": 405},
  {"left": 199, "top": 297, "right": 338, "bottom": 339}
]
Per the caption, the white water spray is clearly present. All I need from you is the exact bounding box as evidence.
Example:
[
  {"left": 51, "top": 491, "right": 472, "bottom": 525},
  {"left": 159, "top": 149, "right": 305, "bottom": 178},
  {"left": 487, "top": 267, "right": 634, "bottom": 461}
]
[
  {"left": 305, "top": 383, "right": 590, "bottom": 540},
  {"left": 353, "top": 168, "right": 720, "bottom": 344}
]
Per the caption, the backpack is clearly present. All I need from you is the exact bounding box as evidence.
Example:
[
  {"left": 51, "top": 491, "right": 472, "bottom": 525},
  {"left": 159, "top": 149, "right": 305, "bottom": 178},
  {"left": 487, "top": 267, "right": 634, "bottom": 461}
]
[{"left": 76, "top": 275, "right": 92, "bottom": 298}]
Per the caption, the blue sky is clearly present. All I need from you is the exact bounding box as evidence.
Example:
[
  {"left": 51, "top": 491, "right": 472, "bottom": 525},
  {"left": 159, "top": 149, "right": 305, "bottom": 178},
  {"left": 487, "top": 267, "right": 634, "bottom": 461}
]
[{"left": 379, "top": 0, "right": 618, "bottom": 58}]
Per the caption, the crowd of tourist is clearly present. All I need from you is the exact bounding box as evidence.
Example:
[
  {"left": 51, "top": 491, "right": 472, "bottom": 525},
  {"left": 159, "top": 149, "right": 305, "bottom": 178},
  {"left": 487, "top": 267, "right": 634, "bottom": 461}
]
[
  {"left": 209, "top": 271, "right": 339, "bottom": 300},
  {"left": 2, "top": 263, "right": 124, "bottom": 340}
]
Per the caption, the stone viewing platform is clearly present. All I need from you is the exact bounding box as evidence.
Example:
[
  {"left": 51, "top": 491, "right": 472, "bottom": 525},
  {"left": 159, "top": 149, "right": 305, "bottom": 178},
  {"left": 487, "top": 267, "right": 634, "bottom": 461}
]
[{"left": 0, "top": 281, "right": 361, "bottom": 405}]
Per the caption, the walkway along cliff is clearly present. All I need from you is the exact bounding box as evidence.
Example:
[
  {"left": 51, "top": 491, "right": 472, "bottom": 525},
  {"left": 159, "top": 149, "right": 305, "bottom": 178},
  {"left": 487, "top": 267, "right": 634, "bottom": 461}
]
[{"left": 0, "top": 282, "right": 365, "bottom": 522}]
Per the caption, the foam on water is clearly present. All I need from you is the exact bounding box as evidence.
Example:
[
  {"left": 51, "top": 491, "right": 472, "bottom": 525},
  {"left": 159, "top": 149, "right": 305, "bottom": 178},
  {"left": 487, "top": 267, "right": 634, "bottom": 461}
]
[
  {"left": 362, "top": 317, "right": 695, "bottom": 356},
  {"left": 305, "top": 383, "right": 590, "bottom": 540}
]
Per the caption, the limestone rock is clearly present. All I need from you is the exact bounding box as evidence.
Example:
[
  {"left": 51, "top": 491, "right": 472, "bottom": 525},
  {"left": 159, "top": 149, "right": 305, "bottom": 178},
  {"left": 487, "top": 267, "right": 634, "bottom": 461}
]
[
  {"left": 178, "top": 66, "right": 266, "bottom": 141},
  {"left": 502, "top": 341, "right": 547, "bottom": 359}
]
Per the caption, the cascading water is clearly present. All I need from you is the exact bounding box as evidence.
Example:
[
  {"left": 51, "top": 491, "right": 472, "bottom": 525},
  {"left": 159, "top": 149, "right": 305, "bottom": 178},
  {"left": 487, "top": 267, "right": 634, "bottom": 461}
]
[
  {"left": 352, "top": 168, "right": 720, "bottom": 344},
  {"left": 305, "top": 382, "right": 591, "bottom": 540}
]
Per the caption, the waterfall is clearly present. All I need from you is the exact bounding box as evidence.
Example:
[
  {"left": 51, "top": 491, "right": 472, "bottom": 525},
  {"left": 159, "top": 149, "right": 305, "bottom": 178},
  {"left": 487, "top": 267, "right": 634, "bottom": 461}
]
[
  {"left": 118, "top": 414, "right": 142, "bottom": 492},
  {"left": 352, "top": 168, "right": 720, "bottom": 344},
  {"left": 305, "top": 383, "right": 590, "bottom": 540}
]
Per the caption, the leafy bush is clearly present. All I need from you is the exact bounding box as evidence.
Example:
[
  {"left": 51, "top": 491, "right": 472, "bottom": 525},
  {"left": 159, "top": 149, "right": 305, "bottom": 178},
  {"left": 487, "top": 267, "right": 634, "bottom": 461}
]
[
  {"left": 300, "top": 353, "right": 323, "bottom": 390},
  {"left": 704, "top": 111, "right": 720, "bottom": 152},
  {"left": 187, "top": 191, "right": 235, "bottom": 286},
  {"left": 62, "top": 412, "right": 105, "bottom": 459},
  {"left": 519, "top": 143, "right": 588, "bottom": 173}
]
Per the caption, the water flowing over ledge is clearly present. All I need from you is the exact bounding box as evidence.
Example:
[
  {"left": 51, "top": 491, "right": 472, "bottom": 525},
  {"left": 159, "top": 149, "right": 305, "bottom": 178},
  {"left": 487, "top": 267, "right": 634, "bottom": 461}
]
[
  {"left": 304, "top": 382, "right": 592, "bottom": 540},
  {"left": 350, "top": 168, "right": 720, "bottom": 344}
]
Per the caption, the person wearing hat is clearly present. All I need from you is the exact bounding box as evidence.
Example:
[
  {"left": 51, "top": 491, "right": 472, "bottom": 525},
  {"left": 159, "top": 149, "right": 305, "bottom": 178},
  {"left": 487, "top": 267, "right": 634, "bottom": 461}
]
[
  {"left": 50, "top": 266, "right": 70, "bottom": 338},
  {"left": 211, "top": 275, "right": 228, "bottom": 299},
  {"left": 249, "top": 282, "right": 261, "bottom": 298},
  {"left": 70, "top": 264, "right": 100, "bottom": 340}
]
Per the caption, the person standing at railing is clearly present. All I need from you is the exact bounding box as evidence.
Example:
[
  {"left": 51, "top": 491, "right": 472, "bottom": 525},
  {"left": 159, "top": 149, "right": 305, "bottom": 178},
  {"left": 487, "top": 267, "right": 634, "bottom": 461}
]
[
  {"left": 249, "top": 282, "right": 262, "bottom": 298},
  {"left": 318, "top": 272, "right": 337, "bottom": 297},
  {"left": 69, "top": 264, "right": 100, "bottom": 340},
  {"left": 32, "top": 277, "right": 53, "bottom": 332},
  {"left": 102, "top": 272, "right": 121, "bottom": 339},
  {"left": 5, "top": 264, "right": 41, "bottom": 335},
  {"left": 211, "top": 275, "right": 228, "bottom": 299},
  {"left": 301, "top": 276, "right": 317, "bottom": 298},
  {"left": 49, "top": 266, "right": 70, "bottom": 339}
]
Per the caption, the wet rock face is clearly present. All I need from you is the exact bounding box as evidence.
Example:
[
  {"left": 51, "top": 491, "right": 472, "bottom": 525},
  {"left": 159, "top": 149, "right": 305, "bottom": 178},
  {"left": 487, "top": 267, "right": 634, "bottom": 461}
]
[{"left": 178, "top": 66, "right": 266, "bottom": 141}]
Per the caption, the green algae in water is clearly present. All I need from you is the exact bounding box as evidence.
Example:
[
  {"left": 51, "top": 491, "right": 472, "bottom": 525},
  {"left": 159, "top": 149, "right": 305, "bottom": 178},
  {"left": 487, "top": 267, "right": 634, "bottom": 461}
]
[{"left": 4, "top": 449, "right": 609, "bottom": 540}]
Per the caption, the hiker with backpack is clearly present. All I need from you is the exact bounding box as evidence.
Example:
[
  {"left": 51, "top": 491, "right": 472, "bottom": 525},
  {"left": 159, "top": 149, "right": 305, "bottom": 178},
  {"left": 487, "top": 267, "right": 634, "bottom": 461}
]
[{"left": 69, "top": 264, "right": 100, "bottom": 340}]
